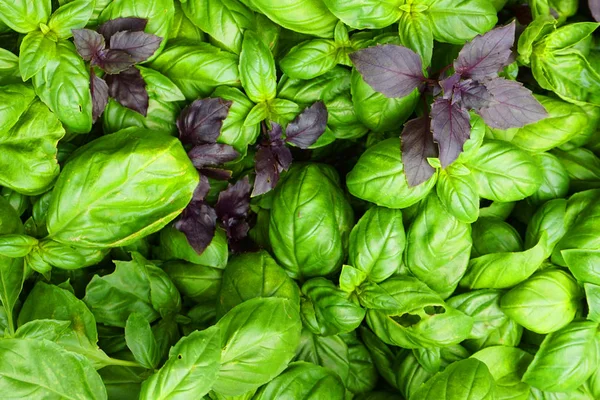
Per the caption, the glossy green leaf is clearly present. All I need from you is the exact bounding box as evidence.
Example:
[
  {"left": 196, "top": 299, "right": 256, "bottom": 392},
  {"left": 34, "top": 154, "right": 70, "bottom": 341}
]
[
  {"left": 140, "top": 326, "right": 221, "bottom": 400},
  {"left": 348, "top": 206, "right": 405, "bottom": 283},
  {"left": 347, "top": 138, "right": 437, "bottom": 208},
  {"left": 280, "top": 39, "right": 339, "bottom": 80},
  {"left": 0, "top": 0, "right": 51, "bottom": 33},
  {"left": 239, "top": 30, "right": 277, "bottom": 103},
  {"left": 212, "top": 297, "right": 302, "bottom": 396},
  {"left": 125, "top": 313, "right": 159, "bottom": 370},
  {"left": 523, "top": 321, "right": 600, "bottom": 392},
  {"left": 48, "top": 0, "right": 93, "bottom": 39},
  {"left": 269, "top": 164, "right": 353, "bottom": 279},
  {"left": 19, "top": 31, "right": 57, "bottom": 81},
  {"left": 0, "top": 338, "right": 107, "bottom": 399},
  {"left": 33, "top": 40, "right": 92, "bottom": 133},
  {"left": 47, "top": 129, "right": 198, "bottom": 248}
]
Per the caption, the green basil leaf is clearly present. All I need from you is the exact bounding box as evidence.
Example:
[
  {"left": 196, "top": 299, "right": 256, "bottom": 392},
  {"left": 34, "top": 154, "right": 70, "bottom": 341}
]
[
  {"left": 269, "top": 164, "right": 353, "bottom": 279},
  {"left": 552, "top": 147, "right": 600, "bottom": 192},
  {"left": 295, "top": 328, "right": 351, "bottom": 383},
  {"left": 349, "top": 206, "right": 405, "bottom": 283},
  {"left": 423, "top": 0, "right": 497, "bottom": 44},
  {"left": 471, "top": 218, "right": 522, "bottom": 257},
  {"left": 437, "top": 163, "right": 479, "bottom": 223},
  {"left": 48, "top": 0, "right": 93, "bottom": 39},
  {"left": 280, "top": 39, "right": 339, "bottom": 80},
  {"left": 585, "top": 283, "right": 600, "bottom": 323},
  {"left": 523, "top": 321, "right": 600, "bottom": 392},
  {"left": 140, "top": 326, "right": 221, "bottom": 399},
  {"left": 471, "top": 346, "right": 532, "bottom": 400},
  {"left": 212, "top": 86, "right": 259, "bottom": 156},
  {"left": 501, "top": 269, "right": 582, "bottom": 334},
  {"left": 351, "top": 69, "right": 419, "bottom": 132},
  {"left": 180, "top": 0, "right": 254, "bottom": 54},
  {"left": 411, "top": 358, "right": 496, "bottom": 399},
  {"left": 156, "top": 225, "right": 228, "bottom": 269},
  {"left": 137, "top": 66, "right": 185, "bottom": 102},
  {"left": 347, "top": 138, "right": 437, "bottom": 208},
  {"left": 13, "top": 319, "right": 71, "bottom": 341},
  {"left": 239, "top": 30, "right": 277, "bottom": 103},
  {"left": 212, "top": 297, "right": 302, "bottom": 396},
  {"left": 0, "top": 48, "right": 20, "bottom": 85},
  {"left": 446, "top": 289, "right": 508, "bottom": 340},
  {"left": 467, "top": 140, "right": 543, "bottom": 202},
  {"left": 0, "top": 97, "right": 64, "bottom": 195},
  {"left": 33, "top": 40, "right": 93, "bottom": 133},
  {"left": 301, "top": 278, "right": 365, "bottom": 336},
  {"left": 529, "top": 153, "right": 569, "bottom": 205},
  {"left": 47, "top": 129, "right": 197, "bottom": 248},
  {"left": 0, "top": 234, "right": 37, "bottom": 258},
  {"left": 125, "top": 313, "right": 160, "bottom": 370},
  {"left": 0, "top": 0, "right": 51, "bottom": 33},
  {"left": 83, "top": 254, "right": 180, "bottom": 327},
  {"left": 243, "top": 0, "right": 337, "bottom": 38},
  {"left": 0, "top": 338, "right": 107, "bottom": 399},
  {"left": 562, "top": 249, "right": 600, "bottom": 285},
  {"left": 150, "top": 42, "right": 240, "bottom": 100},
  {"left": 322, "top": 0, "right": 402, "bottom": 29},
  {"left": 406, "top": 193, "right": 472, "bottom": 298},
  {"left": 254, "top": 361, "right": 345, "bottom": 399},
  {"left": 163, "top": 261, "right": 222, "bottom": 305},
  {"left": 217, "top": 250, "right": 299, "bottom": 317},
  {"left": 103, "top": 97, "right": 180, "bottom": 135},
  {"left": 19, "top": 31, "right": 57, "bottom": 81},
  {"left": 398, "top": 11, "right": 434, "bottom": 67},
  {"left": 342, "top": 332, "right": 378, "bottom": 394}
]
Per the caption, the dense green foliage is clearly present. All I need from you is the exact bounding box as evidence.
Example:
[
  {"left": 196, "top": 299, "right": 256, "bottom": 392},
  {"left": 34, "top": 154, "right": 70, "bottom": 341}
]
[{"left": 1, "top": 0, "right": 600, "bottom": 399}]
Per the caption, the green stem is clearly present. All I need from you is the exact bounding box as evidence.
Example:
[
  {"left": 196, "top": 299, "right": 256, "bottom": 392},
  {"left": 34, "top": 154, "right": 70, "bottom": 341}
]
[{"left": 105, "top": 357, "right": 142, "bottom": 368}]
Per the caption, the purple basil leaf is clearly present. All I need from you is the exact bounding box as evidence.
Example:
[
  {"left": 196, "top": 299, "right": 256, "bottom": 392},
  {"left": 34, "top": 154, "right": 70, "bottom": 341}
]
[
  {"left": 477, "top": 78, "right": 547, "bottom": 129},
  {"left": 222, "top": 218, "right": 250, "bottom": 242},
  {"left": 431, "top": 98, "right": 471, "bottom": 168},
  {"left": 175, "top": 201, "right": 218, "bottom": 255},
  {"left": 457, "top": 80, "right": 492, "bottom": 109},
  {"left": 188, "top": 143, "right": 239, "bottom": 169},
  {"left": 440, "top": 74, "right": 461, "bottom": 101},
  {"left": 72, "top": 29, "right": 105, "bottom": 61},
  {"left": 177, "top": 98, "right": 233, "bottom": 146},
  {"left": 267, "top": 122, "right": 284, "bottom": 141},
  {"left": 90, "top": 71, "right": 108, "bottom": 122},
  {"left": 285, "top": 101, "right": 328, "bottom": 149},
  {"left": 349, "top": 44, "right": 425, "bottom": 98},
  {"left": 252, "top": 141, "right": 292, "bottom": 197},
  {"left": 215, "top": 177, "right": 252, "bottom": 220},
  {"left": 401, "top": 117, "right": 438, "bottom": 187},
  {"left": 200, "top": 168, "right": 233, "bottom": 181},
  {"left": 591, "top": 0, "right": 600, "bottom": 22},
  {"left": 98, "top": 17, "right": 148, "bottom": 41},
  {"left": 105, "top": 67, "right": 149, "bottom": 116},
  {"left": 454, "top": 21, "right": 516, "bottom": 80},
  {"left": 94, "top": 49, "right": 135, "bottom": 74},
  {"left": 110, "top": 30, "right": 163, "bottom": 63},
  {"left": 193, "top": 175, "right": 211, "bottom": 201}
]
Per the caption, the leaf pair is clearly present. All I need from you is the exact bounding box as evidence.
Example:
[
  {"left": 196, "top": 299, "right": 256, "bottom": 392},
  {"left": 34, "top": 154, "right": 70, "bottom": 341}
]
[
  {"left": 72, "top": 18, "right": 163, "bottom": 120},
  {"left": 253, "top": 101, "right": 328, "bottom": 196},
  {"left": 175, "top": 177, "right": 252, "bottom": 255},
  {"left": 351, "top": 22, "right": 548, "bottom": 186}
]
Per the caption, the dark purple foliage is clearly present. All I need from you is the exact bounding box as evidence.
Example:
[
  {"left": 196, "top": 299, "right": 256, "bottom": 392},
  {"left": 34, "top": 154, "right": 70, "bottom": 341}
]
[
  {"left": 400, "top": 117, "right": 438, "bottom": 186},
  {"left": 98, "top": 17, "right": 147, "bottom": 41},
  {"left": 187, "top": 143, "right": 240, "bottom": 169},
  {"left": 349, "top": 45, "right": 425, "bottom": 98},
  {"left": 252, "top": 123, "right": 292, "bottom": 197},
  {"left": 174, "top": 201, "right": 218, "bottom": 255},
  {"left": 72, "top": 29, "right": 104, "bottom": 61},
  {"left": 105, "top": 67, "right": 149, "bottom": 116},
  {"left": 456, "top": 80, "right": 492, "bottom": 110},
  {"left": 177, "top": 98, "right": 233, "bottom": 146},
  {"left": 591, "top": 0, "right": 600, "bottom": 21},
  {"left": 176, "top": 177, "right": 252, "bottom": 255},
  {"left": 351, "top": 22, "right": 547, "bottom": 185},
  {"left": 285, "top": 101, "right": 328, "bottom": 148},
  {"left": 72, "top": 18, "right": 162, "bottom": 119},
  {"left": 431, "top": 98, "right": 471, "bottom": 168},
  {"left": 454, "top": 21, "right": 515, "bottom": 80},
  {"left": 90, "top": 71, "right": 108, "bottom": 122},
  {"left": 477, "top": 78, "right": 547, "bottom": 129},
  {"left": 110, "top": 31, "right": 163, "bottom": 63}
]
